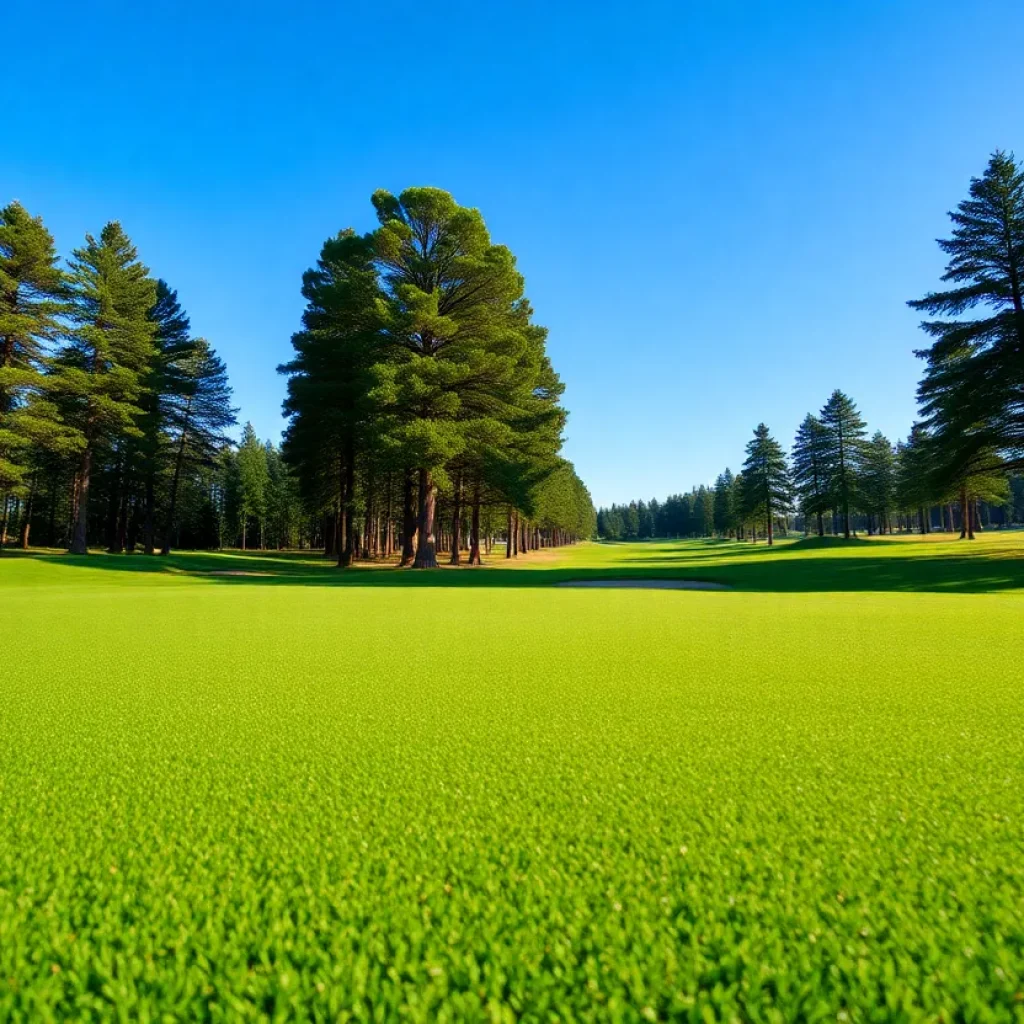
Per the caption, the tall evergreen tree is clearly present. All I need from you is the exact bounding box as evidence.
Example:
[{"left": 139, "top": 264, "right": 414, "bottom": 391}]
[
  {"left": 740, "top": 423, "right": 791, "bottom": 545},
  {"left": 59, "top": 223, "right": 157, "bottom": 554},
  {"left": 0, "top": 203, "right": 73, "bottom": 506},
  {"left": 791, "top": 413, "right": 830, "bottom": 537},
  {"left": 820, "top": 390, "right": 867, "bottom": 539},
  {"left": 161, "top": 338, "right": 236, "bottom": 554},
  {"left": 280, "top": 229, "right": 385, "bottom": 567},
  {"left": 137, "top": 280, "right": 193, "bottom": 554},
  {"left": 860, "top": 431, "right": 896, "bottom": 534},
  {"left": 371, "top": 187, "right": 527, "bottom": 568},
  {"left": 713, "top": 469, "right": 735, "bottom": 535},
  {"left": 909, "top": 151, "right": 1024, "bottom": 477},
  {"left": 236, "top": 422, "right": 268, "bottom": 550}
]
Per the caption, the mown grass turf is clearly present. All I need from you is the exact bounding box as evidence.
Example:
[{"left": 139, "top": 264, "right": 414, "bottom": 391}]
[{"left": 2, "top": 534, "right": 1023, "bottom": 1020}]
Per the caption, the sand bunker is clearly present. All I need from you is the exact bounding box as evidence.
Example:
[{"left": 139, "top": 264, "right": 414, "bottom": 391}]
[{"left": 556, "top": 579, "right": 729, "bottom": 591}]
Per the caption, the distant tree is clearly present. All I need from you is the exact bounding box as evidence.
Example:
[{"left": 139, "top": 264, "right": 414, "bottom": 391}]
[
  {"left": 860, "top": 431, "right": 896, "bottom": 534},
  {"left": 820, "top": 390, "right": 867, "bottom": 539},
  {"left": 59, "top": 223, "right": 157, "bottom": 554},
  {"left": 740, "top": 423, "right": 791, "bottom": 545},
  {"left": 713, "top": 468, "right": 735, "bottom": 536},
  {"left": 694, "top": 485, "right": 714, "bottom": 537},
  {"left": 791, "top": 414, "right": 830, "bottom": 536},
  {"left": 236, "top": 422, "right": 269, "bottom": 549},
  {"left": 161, "top": 339, "right": 236, "bottom": 554}
]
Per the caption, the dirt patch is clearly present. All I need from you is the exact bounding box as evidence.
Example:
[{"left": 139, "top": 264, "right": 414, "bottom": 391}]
[{"left": 555, "top": 579, "right": 730, "bottom": 591}]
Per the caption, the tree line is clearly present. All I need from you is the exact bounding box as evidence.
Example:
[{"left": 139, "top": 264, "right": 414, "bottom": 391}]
[
  {"left": 278, "top": 187, "right": 595, "bottom": 568},
  {"left": 598, "top": 148, "right": 1024, "bottom": 546},
  {"left": 0, "top": 209, "right": 236, "bottom": 554}
]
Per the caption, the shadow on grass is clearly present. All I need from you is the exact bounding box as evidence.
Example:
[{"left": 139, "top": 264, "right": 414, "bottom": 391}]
[{"left": 8, "top": 538, "right": 1024, "bottom": 594}]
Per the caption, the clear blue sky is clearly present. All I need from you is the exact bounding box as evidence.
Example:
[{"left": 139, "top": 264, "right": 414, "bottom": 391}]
[{"left": 6, "top": 0, "right": 1022, "bottom": 507}]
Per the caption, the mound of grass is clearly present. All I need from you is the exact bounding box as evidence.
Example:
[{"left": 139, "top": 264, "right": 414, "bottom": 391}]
[{"left": 2, "top": 535, "right": 1023, "bottom": 1018}]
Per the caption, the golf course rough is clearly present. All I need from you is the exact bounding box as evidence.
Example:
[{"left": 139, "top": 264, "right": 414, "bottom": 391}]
[{"left": 2, "top": 535, "right": 1023, "bottom": 1021}]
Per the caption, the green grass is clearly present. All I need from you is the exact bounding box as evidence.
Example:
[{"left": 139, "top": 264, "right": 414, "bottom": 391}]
[{"left": 2, "top": 534, "right": 1023, "bottom": 1020}]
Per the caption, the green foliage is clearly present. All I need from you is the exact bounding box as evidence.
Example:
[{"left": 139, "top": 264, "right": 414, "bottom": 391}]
[
  {"left": 819, "top": 390, "right": 867, "bottom": 537},
  {"left": 791, "top": 413, "right": 831, "bottom": 535},
  {"left": 740, "top": 423, "right": 791, "bottom": 541},
  {"left": 0, "top": 202, "right": 73, "bottom": 492},
  {"left": 2, "top": 536, "right": 1023, "bottom": 1018},
  {"left": 909, "top": 150, "right": 1024, "bottom": 476},
  {"left": 235, "top": 422, "right": 269, "bottom": 547},
  {"left": 859, "top": 431, "right": 897, "bottom": 531}
]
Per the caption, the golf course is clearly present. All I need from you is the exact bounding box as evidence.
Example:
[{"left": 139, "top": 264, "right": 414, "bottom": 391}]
[{"left": 3, "top": 534, "right": 1022, "bottom": 1019}]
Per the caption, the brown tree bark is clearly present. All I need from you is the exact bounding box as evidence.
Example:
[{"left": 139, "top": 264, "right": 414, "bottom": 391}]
[
  {"left": 142, "top": 472, "right": 156, "bottom": 554},
  {"left": 468, "top": 485, "right": 482, "bottom": 565},
  {"left": 449, "top": 473, "right": 463, "bottom": 565},
  {"left": 412, "top": 468, "right": 438, "bottom": 568},
  {"left": 339, "top": 454, "right": 355, "bottom": 567},
  {"left": 69, "top": 442, "right": 93, "bottom": 554},
  {"left": 161, "top": 423, "right": 190, "bottom": 556}
]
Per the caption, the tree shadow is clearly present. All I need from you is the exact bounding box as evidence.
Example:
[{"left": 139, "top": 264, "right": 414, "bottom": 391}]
[{"left": 10, "top": 540, "right": 1024, "bottom": 595}]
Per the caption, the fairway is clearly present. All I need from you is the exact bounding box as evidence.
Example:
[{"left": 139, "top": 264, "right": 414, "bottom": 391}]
[{"left": 2, "top": 535, "right": 1024, "bottom": 1020}]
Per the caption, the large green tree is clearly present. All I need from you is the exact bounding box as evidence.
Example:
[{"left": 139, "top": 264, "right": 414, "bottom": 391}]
[
  {"left": 235, "top": 422, "right": 269, "bottom": 550},
  {"left": 371, "top": 187, "right": 527, "bottom": 568},
  {"left": 909, "top": 151, "right": 1024, "bottom": 479},
  {"left": 820, "top": 390, "right": 867, "bottom": 539},
  {"left": 860, "top": 431, "right": 896, "bottom": 534},
  {"left": 791, "top": 413, "right": 830, "bottom": 537},
  {"left": 740, "top": 423, "right": 791, "bottom": 545},
  {"left": 280, "top": 229, "right": 386, "bottom": 567},
  {"left": 161, "top": 338, "right": 236, "bottom": 554},
  {"left": 59, "top": 223, "right": 157, "bottom": 554},
  {"left": 0, "top": 203, "right": 73, "bottom": 509}
]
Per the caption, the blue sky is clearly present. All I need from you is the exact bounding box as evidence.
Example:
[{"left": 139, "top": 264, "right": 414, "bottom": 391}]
[{"left": 6, "top": 0, "right": 1022, "bottom": 507}]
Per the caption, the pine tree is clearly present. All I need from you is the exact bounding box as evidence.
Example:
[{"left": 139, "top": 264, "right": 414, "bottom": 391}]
[
  {"left": 860, "top": 431, "right": 896, "bottom": 534},
  {"left": 236, "top": 422, "right": 268, "bottom": 550},
  {"left": 909, "top": 151, "right": 1024, "bottom": 477},
  {"left": 136, "top": 280, "right": 194, "bottom": 554},
  {"left": 820, "top": 390, "right": 867, "bottom": 539},
  {"left": 59, "top": 223, "right": 157, "bottom": 554},
  {"left": 371, "top": 187, "right": 527, "bottom": 568},
  {"left": 713, "top": 469, "right": 734, "bottom": 536},
  {"left": 161, "top": 338, "right": 235, "bottom": 554},
  {"left": 280, "top": 229, "right": 386, "bottom": 567},
  {"left": 740, "top": 423, "right": 791, "bottom": 545},
  {"left": 791, "top": 413, "right": 830, "bottom": 536},
  {"left": 0, "top": 203, "right": 73, "bottom": 509}
]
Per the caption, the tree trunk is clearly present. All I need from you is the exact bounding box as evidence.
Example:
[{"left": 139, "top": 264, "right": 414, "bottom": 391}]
[
  {"left": 959, "top": 484, "right": 969, "bottom": 539},
  {"left": 469, "top": 482, "right": 482, "bottom": 565},
  {"left": 506, "top": 509, "right": 513, "bottom": 558},
  {"left": 412, "top": 468, "right": 438, "bottom": 568},
  {"left": 143, "top": 471, "right": 156, "bottom": 554},
  {"left": 69, "top": 443, "right": 93, "bottom": 554},
  {"left": 107, "top": 458, "right": 123, "bottom": 553},
  {"left": 242, "top": 518, "right": 247, "bottom": 551},
  {"left": 340, "top": 452, "right": 355, "bottom": 567},
  {"left": 400, "top": 470, "right": 416, "bottom": 567},
  {"left": 161, "top": 426, "right": 189, "bottom": 556},
  {"left": 449, "top": 473, "right": 463, "bottom": 565}
]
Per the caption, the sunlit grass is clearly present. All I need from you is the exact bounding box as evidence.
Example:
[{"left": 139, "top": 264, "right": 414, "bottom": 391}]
[{"left": 2, "top": 533, "right": 1022, "bottom": 1018}]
